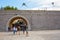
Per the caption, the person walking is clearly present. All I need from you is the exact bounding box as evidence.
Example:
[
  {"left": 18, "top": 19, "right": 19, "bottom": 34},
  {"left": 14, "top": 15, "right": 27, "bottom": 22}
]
[
  {"left": 17, "top": 26, "right": 21, "bottom": 35},
  {"left": 21, "top": 24, "right": 28, "bottom": 36},
  {"left": 13, "top": 26, "right": 17, "bottom": 35}
]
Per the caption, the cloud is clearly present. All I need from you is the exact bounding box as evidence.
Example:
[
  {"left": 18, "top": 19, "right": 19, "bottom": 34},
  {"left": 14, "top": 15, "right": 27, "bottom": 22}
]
[
  {"left": 29, "top": 7, "right": 60, "bottom": 10},
  {"left": 22, "top": 0, "right": 60, "bottom": 10},
  {"left": 27, "top": 0, "right": 60, "bottom": 7}
]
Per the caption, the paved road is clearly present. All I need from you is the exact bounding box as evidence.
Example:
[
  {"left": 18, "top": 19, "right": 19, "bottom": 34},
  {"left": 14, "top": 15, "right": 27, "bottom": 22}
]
[{"left": 0, "top": 30, "right": 60, "bottom": 40}]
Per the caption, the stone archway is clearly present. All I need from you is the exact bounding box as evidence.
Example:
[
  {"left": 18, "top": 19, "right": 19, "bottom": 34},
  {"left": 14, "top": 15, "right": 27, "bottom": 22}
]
[{"left": 6, "top": 15, "right": 31, "bottom": 31}]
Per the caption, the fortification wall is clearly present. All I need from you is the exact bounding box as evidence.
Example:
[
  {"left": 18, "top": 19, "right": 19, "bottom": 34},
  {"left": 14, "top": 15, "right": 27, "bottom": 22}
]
[{"left": 0, "top": 10, "right": 60, "bottom": 31}]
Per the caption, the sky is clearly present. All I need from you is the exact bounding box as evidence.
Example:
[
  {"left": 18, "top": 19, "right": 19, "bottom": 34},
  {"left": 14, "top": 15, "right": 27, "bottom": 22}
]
[{"left": 0, "top": 0, "right": 60, "bottom": 10}]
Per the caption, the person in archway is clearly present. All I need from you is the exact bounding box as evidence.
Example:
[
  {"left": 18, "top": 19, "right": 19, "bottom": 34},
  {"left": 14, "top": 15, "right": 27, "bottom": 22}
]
[
  {"left": 17, "top": 25, "right": 21, "bottom": 35},
  {"left": 8, "top": 27, "right": 10, "bottom": 31},
  {"left": 12, "top": 24, "right": 17, "bottom": 35},
  {"left": 21, "top": 23, "right": 28, "bottom": 36}
]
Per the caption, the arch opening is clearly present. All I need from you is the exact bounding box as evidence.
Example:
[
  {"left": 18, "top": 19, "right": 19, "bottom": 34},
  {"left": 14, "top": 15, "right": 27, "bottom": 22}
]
[{"left": 6, "top": 16, "right": 31, "bottom": 31}]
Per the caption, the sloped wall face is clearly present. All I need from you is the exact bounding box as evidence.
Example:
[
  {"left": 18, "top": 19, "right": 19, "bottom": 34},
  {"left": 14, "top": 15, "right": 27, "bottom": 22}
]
[
  {"left": 31, "top": 11, "right": 60, "bottom": 30},
  {"left": 0, "top": 10, "right": 60, "bottom": 31}
]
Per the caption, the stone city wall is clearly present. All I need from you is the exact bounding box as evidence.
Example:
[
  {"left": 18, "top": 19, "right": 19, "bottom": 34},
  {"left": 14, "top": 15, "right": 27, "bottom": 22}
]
[{"left": 0, "top": 10, "right": 60, "bottom": 31}]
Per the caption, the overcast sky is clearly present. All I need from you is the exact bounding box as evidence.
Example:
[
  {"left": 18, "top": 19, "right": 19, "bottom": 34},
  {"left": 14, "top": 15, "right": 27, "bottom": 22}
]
[{"left": 0, "top": 0, "right": 60, "bottom": 10}]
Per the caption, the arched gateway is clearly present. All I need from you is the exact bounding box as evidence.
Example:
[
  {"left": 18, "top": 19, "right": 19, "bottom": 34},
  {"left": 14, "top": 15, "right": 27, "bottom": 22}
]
[{"left": 6, "top": 15, "right": 31, "bottom": 31}]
